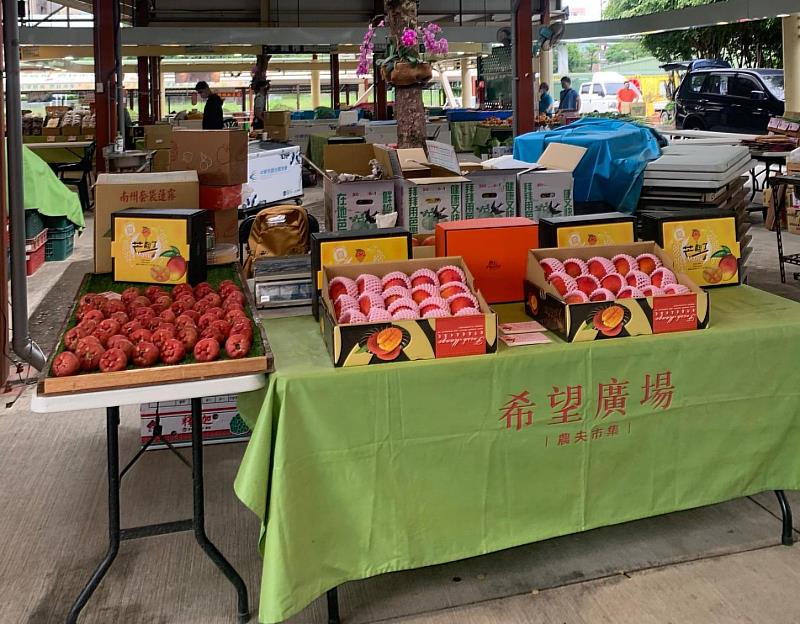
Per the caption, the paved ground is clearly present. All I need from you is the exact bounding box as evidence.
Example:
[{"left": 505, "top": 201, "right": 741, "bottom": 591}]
[{"left": 4, "top": 181, "right": 800, "bottom": 624}]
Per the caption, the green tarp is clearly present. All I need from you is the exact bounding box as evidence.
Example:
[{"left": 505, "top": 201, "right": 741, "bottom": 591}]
[
  {"left": 235, "top": 286, "right": 800, "bottom": 623},
  {"left": 23, "top": 147, "right": 84, "bottom": 228}
]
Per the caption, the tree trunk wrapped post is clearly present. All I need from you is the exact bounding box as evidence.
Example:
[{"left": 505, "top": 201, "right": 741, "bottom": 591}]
[{"left": 385, "top": 0, "right": 427, "bottom": 149}]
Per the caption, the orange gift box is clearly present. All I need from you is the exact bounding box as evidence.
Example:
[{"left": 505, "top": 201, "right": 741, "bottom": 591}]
[{"left": 435, "top": 217, "right": 538, "bottom": 303}]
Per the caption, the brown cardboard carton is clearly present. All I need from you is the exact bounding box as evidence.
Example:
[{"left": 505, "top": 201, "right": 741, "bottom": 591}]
[
  {"left": 264, "top": 111, "right": 291, "bottom": 126},
  {"left": 170, "top": 129, "right": 248, "bottom": 186},
  {"left": 152, "top": 149, "right": 171, "bottom": 172},
  {"left": 321, "top": 256, "right": 497, "bottom": 367},
  {"left": 264, "top": 124, "right": 289, "bottom": 141},
  {"left": 322, "top": 144, "right": 396, "bottom": 232},
  {"left": 524, "top": 242, "right": 710, "bottom": 342},
  {"left": 93, "top": 171, "right": 199, "bottom": 273},
  {"left": 42, "top": 127, "right": 61, "bottom": 137},
  {"left": 212, "top": 208, "right": 239, "bottom": 245},
  {"left": 62, "top": 125, "right": 82, "bottom": 137},
  {"left": 144, "top": 124, "right": 173, "bottom": 150}
]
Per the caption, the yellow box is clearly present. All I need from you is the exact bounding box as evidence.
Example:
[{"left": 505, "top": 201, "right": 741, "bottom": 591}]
[{"left": 110, "top": 208, "right": 207, "bottom": 285}]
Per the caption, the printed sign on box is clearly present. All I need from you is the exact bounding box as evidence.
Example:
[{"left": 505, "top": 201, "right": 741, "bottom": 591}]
[
  {"left": 244, "top": 145, "right": 303, "bottom": 207},
  {"left": 140, "top": 395, "right": 250, "bottom": 448}
]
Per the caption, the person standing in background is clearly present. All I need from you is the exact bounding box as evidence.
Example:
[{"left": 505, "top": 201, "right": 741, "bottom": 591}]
[
  {"left": 252, "top": 79, "right": 270, "bottom": 130},
  {"left": 194, "top": 81, "right": 224, "bottom": 130},
  {"left": 538, "top": 82, "right": 554, "bottom": 117},
  {"left": 616, "top": 80, "right": 639, "bottom": 114},
  {"left": 558, "top": 76, "right": 581, "bottom": 113}
]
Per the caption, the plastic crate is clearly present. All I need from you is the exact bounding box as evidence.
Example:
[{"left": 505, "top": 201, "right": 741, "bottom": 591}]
[
  {"left": 25, "top": 210, "right": 45, "bottom": 238},
  {"left": 26, "top": 242, "right": 46, "bottom": 276},
  {"left": 41, "top": 215, "right": 72, "bottom": 230},
  {"left": 45, "top": 224, "right": 75, "bottom": 261},
  {"left": 25, "top": 228, "right": 48, "bottom": 252}
]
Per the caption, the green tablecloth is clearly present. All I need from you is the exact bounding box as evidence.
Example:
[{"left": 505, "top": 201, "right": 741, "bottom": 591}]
[
  {"left": 23, "top": 147, "right": 84, "bottom": 228},
  {"left": 306, "top": 132, "right": 335, "bottom": 170},
  {"left": 235, "top": 286, "right": 800, "bottom": 623}
]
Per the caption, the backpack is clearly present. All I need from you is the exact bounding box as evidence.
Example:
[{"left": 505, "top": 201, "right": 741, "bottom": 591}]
[{"left": 242, "top": 205, "right": 310, "bottom": 276}]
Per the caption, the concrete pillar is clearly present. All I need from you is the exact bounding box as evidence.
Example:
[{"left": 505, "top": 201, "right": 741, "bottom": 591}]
[
  {"left": 311, "top": 53, "right": 321, "bottom": 109},
  {"left": 512, "top": 0, "right": 534, "bottom": 134},
  {"left": 137, "top": 57, "right": 150, "bottom": 124},
  {"left": 460, "top": 59, "right": 473, "bottom": 108},
  {"left": 93, "top": 0, "right": 118, "bottom": 170},
  {"left": 540, "top": 47, "right": 553, "bottom": 91},
  {"left": 358, "top": 80, "right": 367, "bottom": 99},
  {"left": 330, "top": 53, "right": 341, "bottom": 109},
  {"left": 783, "top": 14, "right": 800, "bottom": 117},
  {"left": 556, "top": 43, "right": 569, "bottom": 76}
]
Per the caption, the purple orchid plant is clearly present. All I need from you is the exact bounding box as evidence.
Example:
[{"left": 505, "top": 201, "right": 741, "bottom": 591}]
[{"left": 357, "top": 19, "right": 449, "bottom": 77}]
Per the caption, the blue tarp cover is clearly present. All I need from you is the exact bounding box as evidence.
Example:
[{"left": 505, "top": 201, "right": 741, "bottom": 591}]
[{"left": 513, "top": 118, "right": 661, "bottom": 213}]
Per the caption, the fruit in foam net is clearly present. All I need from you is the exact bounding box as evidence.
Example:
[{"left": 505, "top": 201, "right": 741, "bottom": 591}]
[
  {"left": 382, "top": 271, "right": 411, "bottom": 291},
  {"left": 563, "top": 258, "right": 588, "bottom": 278},
  {"left": 635, "top": 253, "right": 662, "bottom": 276},
  {"left": 454, "top": 307, "right": 481, "bottom": 316},
  {"left": 600, "top": 273, "right": 624, "bottom": 295},
  {"left": 641, "top": 285, "right": 664, "bottom": 297},
  {"left": 392, "top": 309, "right": 418, "bottom": 320},
  {"left": 418, "top": 297, "right": 448, "bottom": 316},
  {"left": 440, "top": 281, "right": 469, "bottom": 299},
  {"left": 382, "top": 286, "right": 410, "bottom": 307},
  {"left": 437, "top": 266, "right": 465, "bottom": 285},
  {"left": 589, "top": 288, "right": 615, "bottom": 302},
  {"left": 448, "top": 294, "right": 478, "bottom": 315},
  {"left": 547, "top": 272, "right": 578, "bottom": 296},
  {"left": 367, "top": 308, "right": 392, "bottom": 322},
  {"left": 356, "top": 274, "right": 382, "bottom": 294},
  {"left": 387, "top": 298, "right": 419, "bottom": 317},
  {"left": 575, "top": 274, "right": 600, "bottom": 296},
  {"left": 329, "top": 277, "right": 357, "bottom": 302},
  {"left": 625, "top": 270, "right": 651, "bottom": 291},
  {"left": 592, "top": 305, "right": 626, "bottom": 337},
  {"left": 564, "top": 291, "right": 590, "bottom": 304},
  {"left": 663, "top": 284, "right": 690, "bottom": 295},
  {"left": 587, "top": 257, "right": 615, "bottom": 279},
  {"left": 612, "top": 254, "right": 638, "bottom": 276},
  {"left": 410, "top": 269, "right": 438, "bottom": 288},
  {"left": 334, "top": 294, "right": 358, "bottom": 318},
  {"left": 358, "top": 292, "right": 385, "bottom": 316},
  {"left": 539, "top": 258, "right": 565, "bottom": 279},
  {"left": 423, "top": 307, "right": 450, "bottom": 319},
  {"left": 650, "top": 267, "right": 676, "bottom": 289},
  {"left": 411, "top": 284, "right": 437, "bottom": 304},
  {"left": 617, "top": 286, "right": 644, "bottom": 299},
  {"left": 339, "top": 309, "right": 368, "bottom": 324}
]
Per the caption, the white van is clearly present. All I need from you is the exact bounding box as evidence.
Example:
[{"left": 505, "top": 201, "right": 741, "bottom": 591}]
[{"left": 577, "top": 72, "right": 632, "bottom": 114}]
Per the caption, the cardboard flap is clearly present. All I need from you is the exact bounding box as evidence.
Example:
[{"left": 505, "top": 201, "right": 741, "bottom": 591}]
[
  {"left": 96, "top": 171, "right": 199, "bottom": 186},
  {"left": 537, "top": 143, "right": 587, "bottom": 173},
  {"left": 412, "top": 176, "right": 469, "bottom": 185},
  {"left": 396, "top": 148, "right": 430, "bottom": 174},
  {"left": 425, "top": 141, "right": 461, "bottom": 176},
  {"left": 323, "top": 143, "right": 381, "bottom": 177}
]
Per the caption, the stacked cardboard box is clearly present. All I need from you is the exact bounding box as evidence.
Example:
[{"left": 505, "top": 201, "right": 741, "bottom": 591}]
[
  {"left": 264, "top": 111, "right": 291, "bottom": 142},
  {"left": 171, "top": 129, "right": 248, "bottom": 245},
  {"left": 93, "top": 171, "right": 200, "bottom": 273},
  {"left": 144, "top": 124, "right": 173, "bottom": 172}
]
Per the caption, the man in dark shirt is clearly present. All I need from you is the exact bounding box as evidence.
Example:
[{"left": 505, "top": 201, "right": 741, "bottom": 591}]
[{"left": 195, "top": 81, "right": 224, "bottom": 130}]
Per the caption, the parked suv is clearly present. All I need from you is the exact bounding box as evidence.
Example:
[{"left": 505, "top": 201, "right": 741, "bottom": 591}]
[{"left": 675, "top": 68, "right": 784, "bottom": 133}]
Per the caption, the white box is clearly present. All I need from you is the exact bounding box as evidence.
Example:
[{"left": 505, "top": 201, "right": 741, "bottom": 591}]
[
  {"left": 463, "top": 170, "right": 518, "bottom": 219},
  {"left": 139, "top": 394, "right": 248, "bottom": 448},
  {"left": 396, "top": 177, "right": 466, "bottom": 234},
  {"left": 244, "top": 144, "right": 303, "bottom": 207},
  {"left": 518, "top": 169, "right": 575, "bottom": 221},
  {"left": 323, "top": 178, "right": 396, "bottom": 231}
]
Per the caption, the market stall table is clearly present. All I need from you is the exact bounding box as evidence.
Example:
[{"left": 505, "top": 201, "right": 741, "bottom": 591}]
[
  {"left": 25, "top": 140, "right": 93, "bottom": 164},
  {"left": 769, "top": 173, "right": 800, "bottom": 282},
  {"left": 32, "top": 373, "right": 267, "bottom": 624},
  {"left": 235, "top": 286, "right": 799, "bottom": 624}
]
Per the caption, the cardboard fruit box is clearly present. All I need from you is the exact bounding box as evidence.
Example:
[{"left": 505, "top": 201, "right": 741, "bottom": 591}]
[
  {"left": 321, "top": 257, "right": 498, "bottom": 367},
  {"left": 524, "top": 242, "right": 710, "bottom": 343}
]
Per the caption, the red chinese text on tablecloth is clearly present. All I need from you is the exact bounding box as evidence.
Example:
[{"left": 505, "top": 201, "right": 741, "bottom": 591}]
[
  {"left": 595, "top": 378, "right": 629, "bottom": 419},
  {"left": 548, "top": 385, "right": 583, "bottom": 424},
  {"left": 641, "top": 371, "right": 675, "bottom": 410},
  {"left": 498, "top": 391, "right": 535, "bottom": 431}
]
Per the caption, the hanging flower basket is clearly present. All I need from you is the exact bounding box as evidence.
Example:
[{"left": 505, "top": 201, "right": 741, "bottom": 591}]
[{"left": 383, "top": 62, "right": 433, "bottom": 87}]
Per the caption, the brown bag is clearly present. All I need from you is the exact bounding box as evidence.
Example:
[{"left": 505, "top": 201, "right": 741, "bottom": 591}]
[{"left": 243, "top": 205, "right": 309, "bottom": 276}]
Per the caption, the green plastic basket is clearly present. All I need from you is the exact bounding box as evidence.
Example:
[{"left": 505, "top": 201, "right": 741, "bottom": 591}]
[
  {"left": 41, "top": 215, "right": 73, "bottom": 230},
  {"left": 25, "top": 210, "right": 45, "bottom": 238},
  {"left": 45, "top": 224, "right": 75, "bottom": 262}
]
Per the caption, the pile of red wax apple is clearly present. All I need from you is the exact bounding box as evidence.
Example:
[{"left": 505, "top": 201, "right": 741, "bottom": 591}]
[
  {"left": 52, "top": 280, "right": 254, "bottom": 377},
  {"left": 540, "top": 253, "right": 691, "bottom": 304},
  {"left": 329, "top": 265, "right": 482, "bottom": 324}
]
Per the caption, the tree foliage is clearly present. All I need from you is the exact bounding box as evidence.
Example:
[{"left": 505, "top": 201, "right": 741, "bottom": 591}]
[
  {"left": 604, "top": 0, "right": 783, "bottom": 68},
  {"left": 566, "top": 43, "right": 600, "bottom": 73},
  {"left": 605, "top": 41, "right": 647, "bottom": 65}
]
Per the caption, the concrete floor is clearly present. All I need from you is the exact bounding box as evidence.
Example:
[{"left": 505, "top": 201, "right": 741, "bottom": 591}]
[{"left": 4, "top": 183, "right": 800, "bottom": 624}]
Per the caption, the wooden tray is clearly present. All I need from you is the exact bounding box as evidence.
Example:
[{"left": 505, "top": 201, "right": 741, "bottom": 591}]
[{"left": 38, "top": 266, "right": 274, "bottom": 396}]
